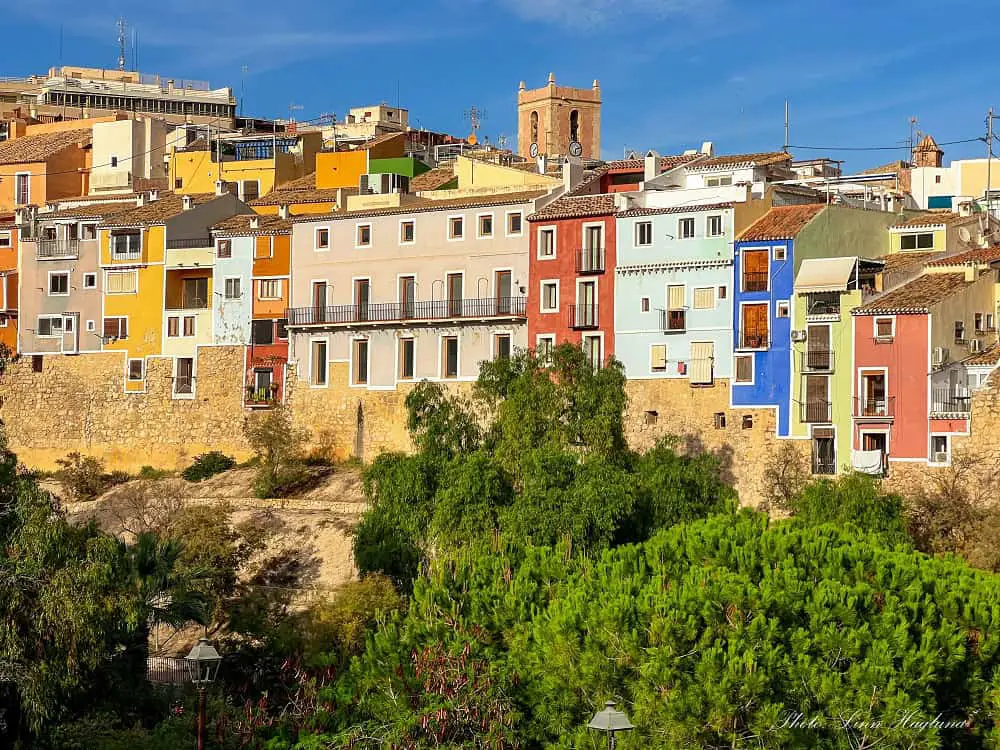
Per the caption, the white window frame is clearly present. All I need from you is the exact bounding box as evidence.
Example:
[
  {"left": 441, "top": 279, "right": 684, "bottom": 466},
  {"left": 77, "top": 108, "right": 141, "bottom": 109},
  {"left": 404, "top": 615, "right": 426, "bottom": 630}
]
[
  {"left": 581, "top": 221, "right": 605, "bottom": 249},
  {"left": 105, "top": 269, "right": 138, "bottom": 295},
  {"left": 740, "top": 247, "right": 771, "bottom": 292},
  {"left": 678, "top": 217, "right": 696, "bottom": 240},
  {"left": 223, "top": 276, "right": 242, "bottom": 300},
  {"left": 86, "top": 319, "right": 96, "bottom": 332},
  {"left": 493, "top": 332, "right": 512, "bottom": 360},
  {"left": 166, "top": 315, "right": 180, "bottom": 338},
  {"left": 171, "top": 356, "right": 196, "bottom": 399},
  {"left": 535, "top": 334, "right": 555, "bottom": 361},
  {"left": 733, "top": 353, "right": 755, "bottom": 385},
  {"left": 929, "top": 434, "right": 951, "bottom": 465},
  {"left": 581, "top": 332, "right": 604, "bottom": 368},
  {"left": 397, "top": 336, "right": 416, "bottom": 381},
  {"left": 127, "top": 358, "right": 145, "bottom": 381},
  {"left": 476, "top": 212, "right": 495, "bottom": 239},
  {"left": 439, "top": 333, "right": 461, "bottom": 379},
  {"left": 0, "top": 231, "right": 11, "bottom": 249},
  {"left": 238, "top": 179, "right": 260, "bottom": 202},
  {"left": 309, "top": 337, "right": 329, "bottom": 387},
  {"left": 540, "top": 279, "right": 560, "bottom": 313},
  {"left": 350, "top": 336, "right": 371, "bottom": 387},
  {"left": 81, "top": 222, "right": 98, "bottom": 240},
  {"left": 649, "top": 343, "right": 668, "bottom": 374},
  {"left": 314, "top": 226, "right": 331, "bottom": 251},
  {"left": 14, "top": 172, "right": 30, "bottom": 206},
  {"left": 874, "top": 316, "right": 896, "bottom": 340},
  {"left": 776, "top": 300, "right": 790, "bottom": 318},
  {"left": 36, "top": 314, "right": 63, "bottom": 337},
  {"left": 48, "top": 271, "right": 70, "bottom": 297},
  {"left": 355, "top": 222, "right": 373, "bottom": 249},
  {"left": 635, "top": 221, "right": 653, "bottom": 247},
  {"left": 705, "top": 174, "right": 733, "bottom": 188},
  {"left": 692, "top": 286, "right": 716, "bottom": 310},
  {"left": 110, "top": 230, "right": 142, "bottom": 258},
  {"left": 772, "top": 244, "right": 787, "bottom": 261},
  {"left": 536, "top": 225, "right": 557, "bottom": 259},
  {"left": 83, "top": 272, "right": 97, "bottom": 289},
  {"left": 447, "top": 214, "right": 465, "bottom": 242},
  {"left": 398, "top": 218, "right": 416, "bottom": 245},
  {"left": 505, "top": 210, "right": 523, "bottom": 238},
  {"left": 258, "top": 278, "right": 282, "bottom": 300},
  {"left": 706, "top": 214, "right": 724, "bottom": 238}
]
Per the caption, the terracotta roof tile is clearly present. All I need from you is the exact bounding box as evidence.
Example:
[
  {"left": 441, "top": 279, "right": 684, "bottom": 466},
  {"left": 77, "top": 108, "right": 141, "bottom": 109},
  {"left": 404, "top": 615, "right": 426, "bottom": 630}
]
[
  {"left": 859, "top": 160, "right": 909, "bottom": 176},
  {"left": 273, "top": 173, "right": 316, "bottom": 191},
  {"left": 853, "top": 272, "right": 971, "bottom": 314},
  {"left": 293, "top": 189, "right": 547, "bottom": 223},
  {"left": 603, "top": 154, "right": 701, "bottom": 171},
  {"left": 100, "top": 193, "right": 216, "bottom": 227},
  {"left": 619, "top": 202, "right": 734, "bottom": 218},
  {"left": 924, "top": 246, "right": 1000, "bottom": 266},
  {"left": 915, "top": 134, "right": 942, "bottom": 153},
  {"left": 687, "top": 151, "right": 791, "bottom": 171},
  {"left": 251, "top": 186, "right": 345, "bottom": 207},
  {"left": 739, "top": 204, "right": 827, "bottom": 241},
  {"left": 877, "top": 251, "right": 942, "bottom": 273},
  {"left": 891, "top": 211, "right": 972, "bottom": 229},
  {"left": 0, "top": 127, "right": 92, "bottom": 166},
  {"left": 212, "top": 213, "right": 291, "bottom": 236},
  {"left": 964, "top": 343, "right": 1000, "bottom": 366},
  {"left": 40, "top": 201, "right": 138, "bottom": 220},
  {"left": 410, "top": 165, "right": 456, "bottom": 192},
  {"left": 528, "top": 193, "right": 616, "bottom": 222}
]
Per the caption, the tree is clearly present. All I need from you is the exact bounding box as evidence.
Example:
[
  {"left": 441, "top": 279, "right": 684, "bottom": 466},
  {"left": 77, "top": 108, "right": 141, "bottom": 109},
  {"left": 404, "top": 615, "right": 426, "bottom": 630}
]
[{"left": 243, "top": 405, "right": 309, "bottom": 498}]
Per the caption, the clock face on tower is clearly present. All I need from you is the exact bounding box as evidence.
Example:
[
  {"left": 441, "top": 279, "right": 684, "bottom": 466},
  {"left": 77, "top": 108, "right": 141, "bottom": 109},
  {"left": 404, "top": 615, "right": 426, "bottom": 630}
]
[
  {"left": 569, "top": 141, "right": 583, "bottom": 157},
  {"left": 529, "top": 142, "right": 539, "bottom": 158}
]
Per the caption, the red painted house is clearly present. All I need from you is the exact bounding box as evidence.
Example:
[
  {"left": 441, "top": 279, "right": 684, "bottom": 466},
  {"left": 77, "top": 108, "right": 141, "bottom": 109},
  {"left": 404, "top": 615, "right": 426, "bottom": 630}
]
[
  {"left": 851, "top": 251, "right": 1000, "bottom": 468},
  {"left": 527, "top": 193, "right": 617, "bottom": 365},
  {"left": 597, "top": 154, "right": 700, "bottom": 193}
]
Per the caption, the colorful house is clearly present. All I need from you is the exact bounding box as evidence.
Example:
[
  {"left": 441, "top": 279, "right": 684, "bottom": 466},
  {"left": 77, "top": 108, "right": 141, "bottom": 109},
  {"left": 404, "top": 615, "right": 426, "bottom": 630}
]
[
  {"left": 314, "top": 132, "right": 409, "bottom": 191},
  {"left": 887, "top": 209, "right": 993, "bottom": 256},
  {"left": 0, "top": 217, "right": 17, "bottom": 350},
  {"left": 0, "top": 124, "right": 93, "bottom": 212},
  {"left": 850, "top": 252, "right": 1000, "bottom": 469}
]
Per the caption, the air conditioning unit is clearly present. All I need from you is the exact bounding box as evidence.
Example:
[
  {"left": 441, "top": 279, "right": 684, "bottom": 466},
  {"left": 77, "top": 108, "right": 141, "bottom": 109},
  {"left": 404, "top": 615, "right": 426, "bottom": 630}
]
[
  {"left": 790, "top": 329, "right": 807, "bottom": 342},
  {"left": 933, "top": 347, "right": 949, "bottom": 365},
  {"left": 970, "top": 339, "right": 983, "bottom": 353},
  {"left": 933, "top": 452, "right": 949, "bottom": 464}
]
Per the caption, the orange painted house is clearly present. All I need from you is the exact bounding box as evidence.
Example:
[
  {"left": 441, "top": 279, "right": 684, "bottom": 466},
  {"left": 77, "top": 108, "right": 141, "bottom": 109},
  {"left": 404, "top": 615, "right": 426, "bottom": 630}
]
[
  {"left": 314, "top": 132, "right": 405, "bottom": 190},
  {"left": 0, "top": 218, "right": 18, "bottom": 350}
]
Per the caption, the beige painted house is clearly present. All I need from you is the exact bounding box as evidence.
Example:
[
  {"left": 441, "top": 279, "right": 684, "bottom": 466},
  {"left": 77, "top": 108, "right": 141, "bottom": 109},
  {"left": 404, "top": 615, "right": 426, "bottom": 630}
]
[{"left": 287, "top": 190, "right": 550, "bottom": 389}]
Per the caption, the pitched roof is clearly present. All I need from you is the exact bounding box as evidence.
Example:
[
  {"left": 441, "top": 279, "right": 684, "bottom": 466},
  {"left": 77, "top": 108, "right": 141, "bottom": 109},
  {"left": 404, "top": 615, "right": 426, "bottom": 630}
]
[
  {"left": 859, "top": 160, "right": 909, "bottom": 176},
  {"left": 251, "top": 186, "right": 345, "bottom": 207},
  {"left": 877, "top": 251, "right": 941, "bottom": 274},
  {"left": 924, "top": 246, "right": 1000, "bottom": 266},
  {"left": 410, "top": 165, "right": 456, "bottom": 192},
  {"left": 603, "top": 154, "right": 701, "bottom": 172},
  {"left": 41, "top": 201, "right": 138, "bottom": 220},
  {"left": 212, "top": 213, "right": 291, "bottom": 236},
  {"left": 293, "top": 189, "right": 548, "bottom": 223},
  {"left": 964, "top": 343, "right": 1000, "bottom": 367},
  {"left": 739, "top": 204, "right": 827, "bottom": 241},
  {"left": 272, "top": 173, "right": 316, "bottom": 191},
  {"left": 0, "top": 128, "right": 92, "bottom": 166},
  {"left": 853, "top": 272, "right": 971, "bottom": 314},
  {"left": 527, "top": 193, "right": 616, "bottom": 222},
  {"left": 686, "top": 151, "right": 791, "bottom": 171},
  {"left": 891, "top": 211, "right": 970, "bottom": 229},
  {"left": 100, "top": 193, "right": 216, "bottom": 227},
  {"left": 619, "top": 202, "right": 734, "bottom": 218},
  {"left": 915, "top": 134, "right": 942, "bottom": 153}
]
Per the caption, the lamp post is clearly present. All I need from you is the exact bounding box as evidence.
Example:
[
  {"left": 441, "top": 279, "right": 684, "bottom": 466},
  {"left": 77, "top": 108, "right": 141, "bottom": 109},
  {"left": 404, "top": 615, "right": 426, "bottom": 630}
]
[
  {"left": 588, "top": 701, "right": 634, "bottom": 750},
  {"left": 184, "top": 638, "right": 222, "bottom": 750}
]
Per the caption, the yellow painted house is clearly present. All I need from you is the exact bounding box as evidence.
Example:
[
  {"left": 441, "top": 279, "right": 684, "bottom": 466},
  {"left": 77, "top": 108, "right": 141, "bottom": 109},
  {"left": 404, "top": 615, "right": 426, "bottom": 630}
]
[
  {"left": 98, "top": 190, "right": 250, "bottom": 393},
  {"left": 888, "top": 209, "right": 997, "bottom": 256}
]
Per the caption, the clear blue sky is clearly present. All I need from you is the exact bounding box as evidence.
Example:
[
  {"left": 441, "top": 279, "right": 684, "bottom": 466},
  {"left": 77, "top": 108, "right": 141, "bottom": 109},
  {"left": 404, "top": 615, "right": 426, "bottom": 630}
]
[{"left": 5, "top": 0, "right": 996, "bottom": 171}]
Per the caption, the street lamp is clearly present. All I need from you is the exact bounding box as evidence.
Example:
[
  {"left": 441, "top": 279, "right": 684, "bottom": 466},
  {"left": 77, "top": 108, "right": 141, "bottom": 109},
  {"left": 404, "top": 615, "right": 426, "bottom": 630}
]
[
  {"left": 588, "top": 700, "right": 634, "bottom": 750},
  {"left": 184, "top": 638, "right": 222, "bottom": 750}
]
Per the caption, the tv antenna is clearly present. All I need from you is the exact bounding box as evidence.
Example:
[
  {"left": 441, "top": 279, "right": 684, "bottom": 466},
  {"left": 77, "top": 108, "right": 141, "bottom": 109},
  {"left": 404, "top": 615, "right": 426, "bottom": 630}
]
[
  {"left": 116, "top": 17, "right": 127, "bottom": 71},
  {"left": 464, "top": 106, "right": 486, "bottom": 146}
]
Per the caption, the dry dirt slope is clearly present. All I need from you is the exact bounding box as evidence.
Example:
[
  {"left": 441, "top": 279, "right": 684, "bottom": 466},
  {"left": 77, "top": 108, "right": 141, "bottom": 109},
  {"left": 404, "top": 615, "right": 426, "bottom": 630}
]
[{"left": 58, "top": 467, "right": 369, "bottom": 593}]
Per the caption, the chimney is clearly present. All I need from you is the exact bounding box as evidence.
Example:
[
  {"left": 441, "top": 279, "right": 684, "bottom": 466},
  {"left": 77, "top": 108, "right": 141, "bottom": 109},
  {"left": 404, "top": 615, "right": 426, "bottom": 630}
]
[
  {"left": 701, "top": 141, "right": 714, "bottom": 156},
  {"left": 182, "top": 195, "right": 194, "bottom": 211},
  {"left": 958, "top": 201, "right": 973, "bottom": 218},
  {"left": 277, "top": 204, "right": 290, "bottom": 220},
  {"left": 249, "top": 215, "right": 260, "bottom": 230},
  {"left": 965, "top": 265, "right": 977, "bottom": 282},
  {"left": 167, "top": 79, "right": 175, "bottom": 93},
  {"left": 537, "top": 154, "right": 547, "bottom": 176},
  {"left": 563, "top": 156, "right": 582, "bottom": 193},
  {"left": 644, "top": 150, "right": 661, "bottom": 182},
  {"left": 215, "top": 179, "right": 227, "bottom": 197},
  {"left": 147, "top": 189, "right": 159, "bottom": 202},
  {"left": 135, "top": 193, "right": 147, "bottom": 207}
]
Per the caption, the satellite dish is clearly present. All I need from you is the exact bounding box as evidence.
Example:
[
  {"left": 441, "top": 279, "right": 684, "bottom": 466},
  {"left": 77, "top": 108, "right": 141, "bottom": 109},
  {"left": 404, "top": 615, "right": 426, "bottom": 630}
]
[
  {"left": 569, "top": 141, "right": 583, "bottom": 158},
  {"left": 959, "top": 226, "right": 972, "bottom": 243},
  {"left": 468, "top": 132, "right": 478, "bottom": 146},
  {"left": 529, "top": 142, "right": 539, "bottom": 158}
]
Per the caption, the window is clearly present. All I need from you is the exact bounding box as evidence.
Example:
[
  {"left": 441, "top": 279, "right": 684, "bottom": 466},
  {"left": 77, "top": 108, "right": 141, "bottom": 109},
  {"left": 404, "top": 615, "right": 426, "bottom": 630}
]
[
  {"left": 83, "top": 273, "right": 97, "bottom": 289},
  {"left": 352, "top": 339, "right": 369, "bottom": 385},
  {"left": 175, "top": 178, "right": 183, "bottom": 190},
  {"left": 103, "top": 317, "right": 128, "bottom": 339},
  {"left": 900, "top": 232, "right": 934, "bottom": 250},
  {"left": 356, "top": 223, "right": 372, "bottom": 247},
  {"left": 742, "top": 414, "right": 754, "bottom": 429},
  {"left": 254, "top": 239, "right": 272, "bottom": 260},
  {"left": 224, "top": 278, "right": 241, "bottom": 299},
  {"left": 773, "top": 245, "right": 787, "bottom": 261},
  {"left": 111, "top": 231, "right": 141, "bottom": 257},
  {"left": 399, "top": 338, "right": 415, "bottom": 379},
  {"left": 569, "top": 109, "right": 580, "bottom": 142},
  {"left": 259, "top": 279, "right": 282, "bottom": 300},
  {"left": 541, "top": 281, "right": 559, "bottom": 312},
  {"left": 776, "top": 300, "right": 790, "bottom": 318},
  {"left": 15, "top": 173, "right": 29, "bottom": 205},
  {"left": 975, "top": 313, "right": 984, "bottom": 332},
  {"left": 690, "top": 342, "right": 715, "bottom": 385},
  {"left": 81, "top": 224, "right": 96, "bottom": 240},
  {"left": 641, "top": 297, "right": 650, "bottom": 312},
  {"left": 705, "top": 174, "right": 733, "bottom": 187},
  {"left": 183, "top": 315, "right": 195, "bottom": 337},
  {"left": 106, "top": 270, "right": 138, "bottom": 294},
  {"left": 530, "top": 111, "right": 538, "bottom": 143},
  {"left": 955, "top": 320, "right": 966, "bottom": 342},
  {"left": 174, "top": 357, "right": 194, "bottom": 395},
  {"left": 506, "top": 212, "right": 523, "bottom": 236},
  {"left": 644, "top": 410, "right": 658, "bottom": 425},
  {"left": 742, "top": 249, "right": 769, "bottom": 292},
  {"left": 706, "top": 215, "right": 723, "bottom": 237},
  {"left": 668, "top": 284, "right": 685, "bottom": 310},
  {"left": 181, "top": 277, "right": 208, "bottom": 308},
  {"left": 251, "top": 320, "right": 273, "bottom": 344},
  {"left": 713, "top": 412, "right": 727, "bottom": 429},
  {"left": 86, "top": 320, "right": 95, "bottom": 332},
  {"left": 0, "top": 232, "right": 10, "bottom": 248},
  {"left": 110, "top": 156, "right": 119, "bottom": 168},
  {"left": 988, "top": 313, "right": 995, "bottom": 331},
  {"left": 935, "top": 175, "right": 942, "bottom": 184},
  {"left": 740, "top": 303, "right": 769, "bottom": 348},
  {"left": 494, "top": 333, "right": 511, "bottom": 360},
  {"left": 128, "top": 358, "right": 144, "bottom": 381},
  {"left": 678, "top": 217, "right": 695, "bottom": 239},
  {"left": 448, "top": 216, "right": 464, "bottom": 240},
  {"left": 538, "top": 227, "right": 555, "bottom": 257},
  {"left": 32, "top": 355, "right": 42, "bottom": 373},
  {"left": 718, "top": 285, "right": 727, "bottom": 300},
  {"left": 635, "top": 221, "right": 653, "bottom": 246},
  {"left": 478, "top": 214, "right": 494, "bottom": 238},
  {"left": 167, "top": 316, "right": 179, "bottom": 337},
  {"left": 49, "top": 272, "right": 69, "bottom": 296},
  {"left": 693, "top": 287, "right": 715, "bottom": 310},
  {"left": 583, "top": 335, "right": 602, "bottom": 368},
  {"left": 276, "top": 318, "right": 288, "bottom": 339},
  {"left": 311, "top": 339, "right": 328, "bottom": 386},
  {"left": 650, "top": 344, "right": 667, "bottom": 372},
  {"left": 442, "top": 336, "right": 459, "bottom": 378},
  {"left": 315, "top": 228, "right": 330, "bottom": 250},
  {"left": 874, "top": 317, "right": 895, "bottom": 340},
  {"left": 241, "top": 180, "right": 260, "bottom": 202},
  {"left": 536, "top": 335, "right": 555, "bottom": 361},
  {"left": 931, "top": 435, "right": 950, "bottom": 464},
  {"left": 400, "top": 220, "right": 415, "bottom": 243},
  {"left": 37, "top": 315, "right": 63, "bottom": 336}
]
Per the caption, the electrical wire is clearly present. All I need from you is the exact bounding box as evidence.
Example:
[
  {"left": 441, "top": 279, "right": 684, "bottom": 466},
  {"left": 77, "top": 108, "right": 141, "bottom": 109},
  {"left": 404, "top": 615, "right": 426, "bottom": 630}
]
[{"left": 789, "top": 137, "right": 985, "bottom": 152}]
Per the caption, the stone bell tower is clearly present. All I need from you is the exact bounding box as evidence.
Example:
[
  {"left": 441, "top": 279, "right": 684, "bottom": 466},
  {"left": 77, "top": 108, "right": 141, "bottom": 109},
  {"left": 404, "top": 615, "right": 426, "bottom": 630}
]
[{"left": 517, "top": 73, "right": 601, "bottom": 159}]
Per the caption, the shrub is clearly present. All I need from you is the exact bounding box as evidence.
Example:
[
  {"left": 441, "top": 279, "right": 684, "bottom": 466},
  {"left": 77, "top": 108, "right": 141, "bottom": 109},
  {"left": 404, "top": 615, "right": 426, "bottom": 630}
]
[
  {"left": 55, "top": 452, "right": 107, "bottom": 501},
  {"left": 137, "top": 465, "right": 171, "bottom": 481},
  {"left": 105, "top": 470, "right": 132, "bottom": 488},
  {"left": 243, "top": 406, "right": 308, "bottom": 498},
  {"left": 181, "top": 451, "right": 236, "bottom": 483}
]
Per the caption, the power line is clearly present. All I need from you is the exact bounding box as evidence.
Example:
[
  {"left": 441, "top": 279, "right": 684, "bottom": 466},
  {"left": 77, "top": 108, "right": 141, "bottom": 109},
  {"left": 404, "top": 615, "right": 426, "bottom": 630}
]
[{"left": 789, "top": 137, "right": 984, "bottom": 152}]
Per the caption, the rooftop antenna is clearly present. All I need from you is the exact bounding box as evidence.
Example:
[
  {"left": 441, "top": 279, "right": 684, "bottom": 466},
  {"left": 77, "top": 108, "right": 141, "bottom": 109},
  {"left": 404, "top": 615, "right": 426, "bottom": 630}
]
[
  {"left": 783, "top": 98, "right": 789, "bottom": 152},
  {"left": 464, "top": 106, "right": 486, "bottom": 146},
  {"left": 240, "top": 65, "right": 248, "bottom": 118},
  {"left": 116, "top": 17, "right": 127, "bottom": 71},
  {"left": 908, "top": 116, "right": 919, "bottom": 163}
]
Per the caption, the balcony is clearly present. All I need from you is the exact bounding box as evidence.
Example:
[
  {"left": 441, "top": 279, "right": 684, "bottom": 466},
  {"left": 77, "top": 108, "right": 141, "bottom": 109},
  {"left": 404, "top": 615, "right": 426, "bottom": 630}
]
[
  {"left": 568, "top": 304, "right": 599, "bottom": 330},
  {"left": 245, "top": 383, "right": 281, "bottom": 408},
  {"left": 661, "top": 309, "right": 686, "bottom": 333},
  {"left": 576, "top": 246, "right": 605, "bottom": 274},
  {"left": 930, "top": 389, "right": 972, "bottom": 415},
  {"left": 742, "top": 271, "right": 768, "bottom": 292},
  {"left": 35, "top": 239, "right": 80, "bottom": 259},
  {"left": 853, "top": 396, "right": 895, "bottom": 420},
  {"left": 801, "top": 350, "right": 835, "bottom": 372},
  {"left": 166, "top": 237, "right": 212, "bottom": 250},
  {"left": 287, "top": 296, "right": 527, "bottom": 327},
  {"left": 737, "top": 329, "right": 770, "bottom": 350},
  {"left": 805, "top": 292, "right": 841, "bottom": 317},
  {"left": 800, "top": 400, "right": 832, "bottom": 423}
]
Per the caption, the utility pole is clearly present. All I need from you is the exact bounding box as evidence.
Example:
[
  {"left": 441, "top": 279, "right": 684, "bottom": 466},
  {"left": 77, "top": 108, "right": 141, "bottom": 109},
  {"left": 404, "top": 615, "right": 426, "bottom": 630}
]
[
  {"left": 783, "top": 99, "right": 789, "bottom": 152},
  {"left": 987, "top": 107, "right": 996, "bottom": 218}
]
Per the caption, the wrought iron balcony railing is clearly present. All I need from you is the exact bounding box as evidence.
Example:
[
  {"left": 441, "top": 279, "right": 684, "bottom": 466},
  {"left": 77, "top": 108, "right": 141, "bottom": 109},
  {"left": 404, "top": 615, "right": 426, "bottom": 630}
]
[{"left": 287, "top": 296, "right": 527, "bottom": 326}]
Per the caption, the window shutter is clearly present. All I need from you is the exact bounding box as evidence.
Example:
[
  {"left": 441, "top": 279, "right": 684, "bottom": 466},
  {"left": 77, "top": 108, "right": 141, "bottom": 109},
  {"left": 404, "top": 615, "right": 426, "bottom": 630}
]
[
  {"left": 650, "top": 344, "right": 667, "bottom": 370},
  {"left": 689, "top": 342, "right": 714, "bottom": 384},
  {"left": 736, "top": 355, "right": 752, "bottom": 382},
  {"left": 668, "top": 285, "right": 685, "bottom": 310},
  {"left": 693, "top": 287, "right": 715, "bottom": 309}
]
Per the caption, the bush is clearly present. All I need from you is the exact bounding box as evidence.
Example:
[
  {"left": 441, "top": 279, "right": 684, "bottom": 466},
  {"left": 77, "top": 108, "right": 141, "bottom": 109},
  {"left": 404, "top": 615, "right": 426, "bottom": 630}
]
[
  {"left": 105, "top": 470, "right": 132, "bottom": 488},
  {"left": 137, "top": 466, "right": 171, "bottom": 481},
  {"left": 181, "top": 451, "right": 236, "bottom": 483},
  {"left": 243, "top": 406, "right": 308, "bottom": 498},
  {"left": 55, "top": 452, "right": 107, "bottom": 501}
]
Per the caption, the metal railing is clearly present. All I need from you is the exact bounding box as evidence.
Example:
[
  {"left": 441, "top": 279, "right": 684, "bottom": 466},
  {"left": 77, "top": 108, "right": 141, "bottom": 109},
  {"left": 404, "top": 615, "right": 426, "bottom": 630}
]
[
  {"left": 742, "top": 271, "right": 768, "bottom": 292},
  {"left": 576, "top": 246, "right": 605, "bottom": 274},
  {"left": 853, "top": 396, "right": 895, "bottom": 419},
  {"left": 738, "top": 329, "right": 770, "bottom": 349},
  {"left": 287, "top": 296, "right": 527, "bottom": 326},
  {"left": 246, "top": 384, "right": 280, "bottom": 406},
  {"left": 166, "top": 298, "right": 209, "bottom": 311},
  {"left": 805, "top": 294, "right": 841, "bottom": 316},
  {"left": 801, "top": 350, "right": 835, "bottom": 372},
  {"left": 661, "top": 309, "right": 686, "bottom": 333},
  {"left": 35, "top": 239, "right": 80, "bottom": 259},
  {"left": 812, "top": 459, "right": 836, "bottom": 475},
  {"left": 111, "top": 248, "right": 142, "bottom": 261},
  {"left": 147, "top": 656, "right": 188, "bottom": 685},
  {"left": 931, "top": 389, "right": 972, "bottom": 414},
  {"left": 568, "top": 304, "right": 599, "bottom": 330},
  {"left": 166, "top": 237, "right": 212, "bottom": 250},
  {"left": 800, "top": 400, "right": 832, "bottom": 423}
]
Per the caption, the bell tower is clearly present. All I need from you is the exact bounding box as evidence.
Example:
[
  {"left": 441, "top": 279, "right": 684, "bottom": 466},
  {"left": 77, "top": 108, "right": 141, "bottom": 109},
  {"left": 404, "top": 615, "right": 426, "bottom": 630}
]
[{"left": 517, "top": 73, "right": 601, "bottom": 159}]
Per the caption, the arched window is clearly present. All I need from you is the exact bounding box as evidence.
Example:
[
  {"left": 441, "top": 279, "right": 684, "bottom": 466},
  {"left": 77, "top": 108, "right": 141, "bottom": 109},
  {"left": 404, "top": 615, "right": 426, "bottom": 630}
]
[
  {"left": 530, "top": 111, "right": 539, "bottom": 143},
  {"left": 569, "top": 110, "right": 580, "bottom": 142}
]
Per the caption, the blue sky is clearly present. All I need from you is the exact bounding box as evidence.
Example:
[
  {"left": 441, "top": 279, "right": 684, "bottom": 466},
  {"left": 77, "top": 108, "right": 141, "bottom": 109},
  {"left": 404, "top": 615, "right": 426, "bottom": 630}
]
[{"left": 5, "top": 0, "right": 996, "bottom": 171}]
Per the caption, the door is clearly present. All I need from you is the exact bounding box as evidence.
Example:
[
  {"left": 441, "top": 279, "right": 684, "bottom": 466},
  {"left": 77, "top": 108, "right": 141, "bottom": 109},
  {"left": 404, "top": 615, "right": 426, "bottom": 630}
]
[
  {"left": 861, "top": 372, "right": 886, "bottom": 416},
  {"left": 61, "top": 313, "right": 79, "bottom": 355},
  {"left": 861, "top": 432, "right": 888, "bottom": 473},
  {"left": 577, "top": 281, "right": 596, "bottom": 327},
  {"left": 312, "top": 281, "right": 327, "bottom": 323},
  {"left": 447, "top": 273, "right": 463, "bottom": 317},
  {"left": 355, "top": 279, "right": 370, "bottom": 322},
  {"left": 741, "top": 303, "right": 768, "bottom": 348},
  {"left": 584, "top": 226, "right": 603, "bottom": 271},
  {"left": 742, "top": 250, "right": 768, "bottom": 291},
  {"left": 806, "top": 325, "right": 831, "bottom": 370},
  {"left": 812, "top": 427, "right": 835, "bottom": 474},
  {"left": 804, "top": 374, "right": 829, "bottom": 422},
  {"left": 399, "top": 276, "right": 416, "bottom": 319},
  {"left": 175, "top": 357, "right": 194, "bottom": 395},
  {"left": 253, "top": 368, "right": 272, "bottom": 401},
  {"left": 495, "top": 270, "right": 512, "bottom": 314}
]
